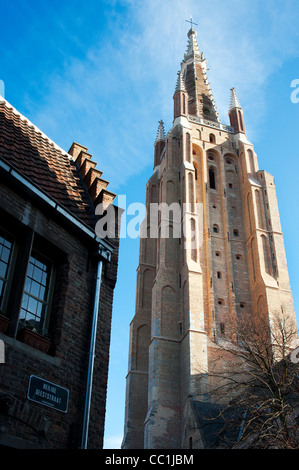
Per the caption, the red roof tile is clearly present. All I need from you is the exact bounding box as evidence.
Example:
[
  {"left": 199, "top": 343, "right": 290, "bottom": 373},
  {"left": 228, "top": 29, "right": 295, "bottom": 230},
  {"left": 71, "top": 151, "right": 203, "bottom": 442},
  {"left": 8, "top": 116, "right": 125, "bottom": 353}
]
[{"left": 0, "top": 99, "right": 96, "bottom": 228}]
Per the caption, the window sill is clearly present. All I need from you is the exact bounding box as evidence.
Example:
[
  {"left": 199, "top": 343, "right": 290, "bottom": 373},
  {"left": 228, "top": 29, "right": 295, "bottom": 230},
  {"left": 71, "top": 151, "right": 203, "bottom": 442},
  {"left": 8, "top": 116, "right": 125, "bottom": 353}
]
[
  {"left": 0, "top": 332, "right": 61, "bottom": 366},
  {"left": 0, "top": 314, "right": 10, "bottom": 334},
  {"left": 17, "top": 327, "right": 51, "bottom": 354}
]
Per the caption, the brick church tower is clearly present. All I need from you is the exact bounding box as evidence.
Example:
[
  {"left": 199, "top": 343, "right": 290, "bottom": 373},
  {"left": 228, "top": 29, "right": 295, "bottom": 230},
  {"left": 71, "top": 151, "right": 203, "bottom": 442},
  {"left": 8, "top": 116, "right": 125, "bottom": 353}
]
[{"left": 122, "top": 26, "right": 297, "bottom": 449}]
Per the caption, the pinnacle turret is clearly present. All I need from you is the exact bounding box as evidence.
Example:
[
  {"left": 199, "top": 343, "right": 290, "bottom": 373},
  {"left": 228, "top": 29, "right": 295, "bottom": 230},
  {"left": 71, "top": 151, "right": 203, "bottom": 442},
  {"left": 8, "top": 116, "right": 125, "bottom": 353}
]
[
  {"left": 154, "top": 120, "right": 166, "bottom": 167},
  {"left": 174, "top": 71, "right": 187, "bottom": 94},
  {"left": 155, "top": 120, "right": 166, "bottom": 143},
  {"left": 228, "top": 87, "right": 245, "bottom": 134},
  {"left": 230, "top": 87, "right": 242, "bottom": 110}
]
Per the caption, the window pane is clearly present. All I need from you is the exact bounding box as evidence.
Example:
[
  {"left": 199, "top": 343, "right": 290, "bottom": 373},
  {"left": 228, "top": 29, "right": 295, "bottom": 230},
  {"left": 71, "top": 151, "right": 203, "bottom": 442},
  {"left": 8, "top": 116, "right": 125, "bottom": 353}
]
[
  {"left": 26, "top": 262, "right": 33, "bottom": 278},
  {"left": 30, "top": 280, "right": 41, "bottom": 298},
  {"left": 36, "top": 301, "right": 43, "bottom": 317},
  {"left": 1, "top": 237, "right": 12, "bottom": 250},
  {"left": 39, "top": 285, "right": 46, "bottom": 299},
  {"left": 0, "top": 260, "right": 8, "bottom": 279},
  {"left": 0, "top": 232, "right": 14, "bottom": 310},
  {"left": 20, "top": 310, "right": 36, "bottom": 328},
  {"left": 21, "top": 293, "right": 29, "bottom": 311},
  {"left": 34, "top": 258, "right": 45, "bottom": 270},
  {"left": 20, "top": 250, "right": 52, "bottom": 334},
  {"left": 41, "top": 271, "right": 48, "bottom": 287},
  {"left": 32, "top": 265, "right": 43, "bottom": 283},
  {"left": 0, "top": 279, "right": 4, "bottom": 300},
  {"left": 25, "top": 277, "right": 32, "bottom": 293},
  {"left": 28, "top": 296, "right": 38, "bottom": 315},
  {"left": 1, "top": 246, "right": 10, "bottom": 264}
]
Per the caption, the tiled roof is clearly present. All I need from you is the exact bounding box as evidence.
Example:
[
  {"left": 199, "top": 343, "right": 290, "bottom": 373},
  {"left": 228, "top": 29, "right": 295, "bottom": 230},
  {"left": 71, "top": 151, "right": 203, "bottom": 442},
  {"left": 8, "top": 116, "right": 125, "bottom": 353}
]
[
  {"left": 0, "top": 99, "right": 115, "bottom": 229},
  {"left": 192, "top": 400, "right": 242, "bottom": 448}
]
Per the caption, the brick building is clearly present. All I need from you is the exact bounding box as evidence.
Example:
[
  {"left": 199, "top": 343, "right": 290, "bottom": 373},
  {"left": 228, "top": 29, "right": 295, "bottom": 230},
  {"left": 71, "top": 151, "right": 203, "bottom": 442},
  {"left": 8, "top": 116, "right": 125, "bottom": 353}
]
[
  {"left": 0, "top": 96, "right": 120, "bottom": 448},
  {"left": 122, "top": 27, "right": 298, "bottom": 448}
]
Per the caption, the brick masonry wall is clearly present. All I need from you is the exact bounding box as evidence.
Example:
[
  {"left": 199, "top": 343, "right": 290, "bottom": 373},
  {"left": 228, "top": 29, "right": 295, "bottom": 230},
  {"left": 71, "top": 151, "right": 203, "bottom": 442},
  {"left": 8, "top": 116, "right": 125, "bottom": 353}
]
[
  {"left": 123, "top": 94, "right": 297, "bottom": 449},
  {"left": 0, "top": 179, "right": 119, "bottom": 449}
]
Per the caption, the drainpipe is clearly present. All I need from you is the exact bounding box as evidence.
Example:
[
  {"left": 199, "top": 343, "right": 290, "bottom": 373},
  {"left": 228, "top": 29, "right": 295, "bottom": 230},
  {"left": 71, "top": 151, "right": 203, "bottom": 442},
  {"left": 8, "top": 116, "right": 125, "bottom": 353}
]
[{"left": 81, "top": 255, "right": 103, "bottom": 449}]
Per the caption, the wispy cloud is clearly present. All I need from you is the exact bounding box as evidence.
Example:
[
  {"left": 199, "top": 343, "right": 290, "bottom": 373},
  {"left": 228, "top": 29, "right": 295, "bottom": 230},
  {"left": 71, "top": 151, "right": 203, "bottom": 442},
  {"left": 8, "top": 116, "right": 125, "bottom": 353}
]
[
  {"left": 131, "top": 0, "right": 299, "bottom": 137},
  {"left": 23, "top": 0, "right": 299, "bottom": 190}
]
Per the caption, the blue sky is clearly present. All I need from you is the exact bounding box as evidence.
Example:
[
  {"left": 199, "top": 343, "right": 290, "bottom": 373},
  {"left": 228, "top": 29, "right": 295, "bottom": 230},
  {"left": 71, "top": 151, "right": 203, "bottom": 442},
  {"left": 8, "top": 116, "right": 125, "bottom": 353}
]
[{"left": 1, "top": 0, "right": 299, "bottom": 449}]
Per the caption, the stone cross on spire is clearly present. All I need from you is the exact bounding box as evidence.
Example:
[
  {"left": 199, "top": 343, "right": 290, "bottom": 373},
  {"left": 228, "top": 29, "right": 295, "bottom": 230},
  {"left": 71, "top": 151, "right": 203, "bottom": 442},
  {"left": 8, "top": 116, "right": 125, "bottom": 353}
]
[{"left": 185, "top": 16, "right": 198, "bottom": 30}]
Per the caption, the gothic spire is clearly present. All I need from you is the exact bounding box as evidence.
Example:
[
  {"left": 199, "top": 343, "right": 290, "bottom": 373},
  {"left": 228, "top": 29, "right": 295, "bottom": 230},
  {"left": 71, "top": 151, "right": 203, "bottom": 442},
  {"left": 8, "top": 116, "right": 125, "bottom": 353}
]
[
  {"left": 228, "top": 88, "right": 245, "bottom": 134},
  {"left": 181, "top": 26, "right": 219, "bottom": 122},
  {"left": 184, "top": 27, "right": 202, "bottom": 61},
  {"left": 155, "top": 120, "right": 166, "bottom": 143},
  {"left": 230, "top": 87, "right": 242, "bottom": 110},
  {"left": 174, "top": 71, "right": 187, "bottom": 94},
  {"left": 154, "top": 120, "right": 166, "bottom": 167}
]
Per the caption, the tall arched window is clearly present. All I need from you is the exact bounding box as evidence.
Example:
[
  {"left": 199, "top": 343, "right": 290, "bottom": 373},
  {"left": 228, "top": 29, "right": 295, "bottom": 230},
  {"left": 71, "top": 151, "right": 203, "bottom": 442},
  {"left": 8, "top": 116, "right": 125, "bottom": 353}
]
[
  {"left": 209, "top": 167, "right": 216, "bottom": 190},
  {"left": 261, "top": 234, "right": 271, "bottom": 275},
  {"left": 166, "top": 180, "right": 175, "bottom": 205},
  {"left": 191, "top": 218, "right": 197, "bottom": 262},
  {"left": 255, "top": 189, "right": 265, "bottom": 229},
  {"left": 251, "top": 238, "right": 256, "bottom": 282},
  {"left": 188, "top": 172, "right": 194, "bottom": 212},
  {"left": 174, "top": 96, "right": 179, "bottom": 117},
  {"left": 209, "top": 133, "right": 216, "bottom": 143},
  {"left": 186, "top": 133, "right": 191, "bottom": 162},
  {"left": 238, "top": 110, "right": 244, "bottom": 131},
  {"left": 247, "top": 192, "right": 252, "bottom": 233},
  {"left": 248, "top": 149, "right": 255, "bottom": 174}
]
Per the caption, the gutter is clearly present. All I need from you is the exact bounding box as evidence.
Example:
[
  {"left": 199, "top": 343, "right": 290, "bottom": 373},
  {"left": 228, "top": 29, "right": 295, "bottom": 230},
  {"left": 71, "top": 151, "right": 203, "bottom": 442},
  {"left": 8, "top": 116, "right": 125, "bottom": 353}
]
[
  {"left": 81, "top": 256, "right": 103, "bottom": 449},
  {"left": 0, "top": 156, "right": 113, "bottom": 261}
]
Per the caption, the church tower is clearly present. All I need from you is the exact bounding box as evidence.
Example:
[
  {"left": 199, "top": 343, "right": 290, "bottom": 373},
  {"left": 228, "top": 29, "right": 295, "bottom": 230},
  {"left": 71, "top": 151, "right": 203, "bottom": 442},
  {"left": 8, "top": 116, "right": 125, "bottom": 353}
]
[{"left": 122, "top": 26, "right": 297, "bottom": 449}]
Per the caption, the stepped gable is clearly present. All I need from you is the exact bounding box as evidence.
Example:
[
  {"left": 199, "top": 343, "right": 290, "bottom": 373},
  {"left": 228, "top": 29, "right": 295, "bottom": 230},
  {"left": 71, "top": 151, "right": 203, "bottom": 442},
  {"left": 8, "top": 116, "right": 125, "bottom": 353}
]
[
  {"left": 68, "top": 142, "right": 116, "bottom": 212},
  {"left": 0, "top": 98, "right": 116, "bottom": 228}
]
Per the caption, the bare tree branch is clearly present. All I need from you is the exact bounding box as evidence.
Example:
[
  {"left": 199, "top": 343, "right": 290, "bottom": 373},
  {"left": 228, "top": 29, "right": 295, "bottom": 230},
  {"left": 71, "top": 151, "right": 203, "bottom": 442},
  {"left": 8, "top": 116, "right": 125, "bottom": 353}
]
[{"left": 198, "top": 313, "right": 299, "bottom": 448}]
